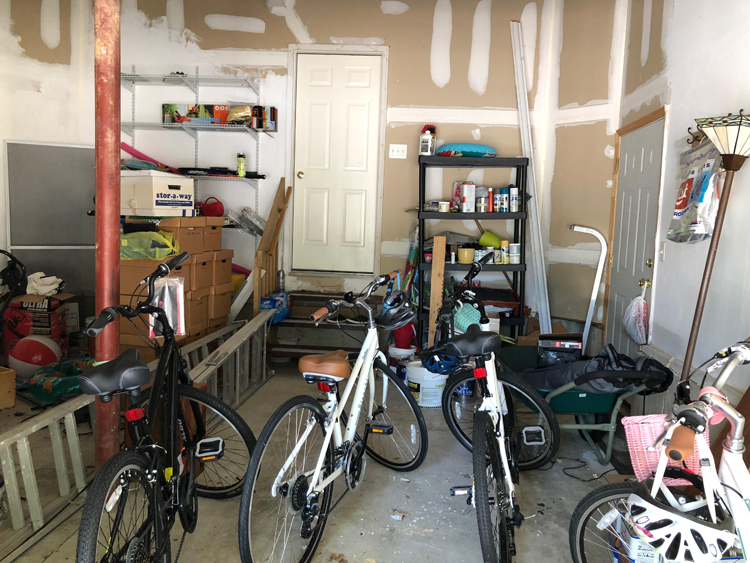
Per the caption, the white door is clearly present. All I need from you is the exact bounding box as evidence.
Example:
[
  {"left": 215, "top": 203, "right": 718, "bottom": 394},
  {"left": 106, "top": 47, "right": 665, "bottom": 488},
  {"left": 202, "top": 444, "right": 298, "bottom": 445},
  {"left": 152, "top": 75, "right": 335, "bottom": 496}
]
[
  {"left": 292, "top": 53, "right": 382, "bottom": 273},
  {"left": 606, "top": 118, "right": 665, "bottom": 357}
]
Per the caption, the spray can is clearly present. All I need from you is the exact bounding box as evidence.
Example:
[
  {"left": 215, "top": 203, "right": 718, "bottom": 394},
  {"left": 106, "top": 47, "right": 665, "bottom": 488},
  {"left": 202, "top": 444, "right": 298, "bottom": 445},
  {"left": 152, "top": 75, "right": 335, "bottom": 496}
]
[
  {"left": 237, "top": 153, "right": 246, "bottom": 178},
  {"left": 509, "top": 185, "right": 519, "bottom": 213},
  {"left": 499, "top": 187, "right": 509, "bottom": 212},
  {"left": 278, "top": 270, "right": 285, "bottom": 292},
  {"left": 488, "top": 188, "right": 494, "bottom": 213},
  {"left": 501, "top": 240, "right": 510, "bottom": 264},
  {"left": 419, "top": 124, "right": 437, "bottom": 156}
]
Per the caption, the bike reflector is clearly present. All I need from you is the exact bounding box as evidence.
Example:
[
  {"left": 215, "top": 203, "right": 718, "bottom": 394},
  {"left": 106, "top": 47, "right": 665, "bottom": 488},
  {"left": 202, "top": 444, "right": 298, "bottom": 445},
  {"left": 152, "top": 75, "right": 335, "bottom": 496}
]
[
  {"left": 317, "top": 382, "right": 332, "bottom": 392},
  {"left": 473, "top": 367, "right": 487, "bottom": 379},
  {"left": 125, "top": 407, "right": 145, "bottom": 422}
]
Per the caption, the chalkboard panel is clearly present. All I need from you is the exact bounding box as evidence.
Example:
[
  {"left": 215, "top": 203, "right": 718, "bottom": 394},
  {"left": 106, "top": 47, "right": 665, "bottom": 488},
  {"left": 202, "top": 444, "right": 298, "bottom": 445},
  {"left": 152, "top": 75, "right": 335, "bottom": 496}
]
[{"left": 6, "top": 142, "right": 96, "bottom": 246}]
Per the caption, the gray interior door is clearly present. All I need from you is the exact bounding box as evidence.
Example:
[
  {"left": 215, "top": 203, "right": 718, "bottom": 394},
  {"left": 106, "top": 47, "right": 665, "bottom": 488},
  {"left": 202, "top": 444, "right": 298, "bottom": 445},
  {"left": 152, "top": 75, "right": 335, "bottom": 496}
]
[{"left": 606, "top": 119, "right": 665, "bottom": 357}]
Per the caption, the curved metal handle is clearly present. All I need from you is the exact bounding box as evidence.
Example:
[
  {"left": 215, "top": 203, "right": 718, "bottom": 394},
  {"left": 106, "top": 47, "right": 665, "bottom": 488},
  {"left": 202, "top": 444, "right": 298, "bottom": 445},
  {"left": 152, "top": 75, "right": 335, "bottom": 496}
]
[
  {"left": 639, "top": 278, "right": 652, "bottom": 288},
  {"left": 297, "top": 171, "right": 305, "bottom": 179}
]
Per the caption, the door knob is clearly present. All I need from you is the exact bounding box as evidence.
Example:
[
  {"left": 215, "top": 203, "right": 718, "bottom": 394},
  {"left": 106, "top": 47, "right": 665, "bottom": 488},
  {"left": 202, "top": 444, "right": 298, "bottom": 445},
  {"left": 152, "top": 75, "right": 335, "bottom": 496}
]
[
  {"left": 639, "top": 279, "right": 652, "bottom": 288},
  {"left": 297, "top": 171, "right": 305, "bottom": 179},
  {"left": 646, "top": 259, "right": 653, "bottom": 268}
]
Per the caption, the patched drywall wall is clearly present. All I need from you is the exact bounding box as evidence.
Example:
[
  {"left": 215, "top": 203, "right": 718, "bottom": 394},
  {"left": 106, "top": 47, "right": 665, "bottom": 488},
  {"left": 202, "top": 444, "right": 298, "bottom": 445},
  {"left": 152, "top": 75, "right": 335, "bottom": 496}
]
[
  {"left": 549, "top": 122, "right": 614, "bottom": 248},
  {"left": 623, "top": 0, "right": 665, "bottom": 97},
  {"left": 558, "top": 0, "right": 615, "bottom": 108},
  {"left": 1, "top": 0, "right": 635, "bottom": 326},
  {"left": 548, "top": 262, "right": 604, "bottom": 321},
  {"left": 10, "top": 0, "right": 71, "bottom": 65}
]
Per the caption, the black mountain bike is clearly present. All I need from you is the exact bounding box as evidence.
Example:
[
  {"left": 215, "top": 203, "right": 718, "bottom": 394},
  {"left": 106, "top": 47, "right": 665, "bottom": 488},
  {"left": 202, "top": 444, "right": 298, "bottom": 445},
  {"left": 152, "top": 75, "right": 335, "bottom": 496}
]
[
  {"left": 422, "top": 254, "right": 560, "bottom": 470},
  {"left": 75, "top": 253, "right": 256, "bottom": 563}
]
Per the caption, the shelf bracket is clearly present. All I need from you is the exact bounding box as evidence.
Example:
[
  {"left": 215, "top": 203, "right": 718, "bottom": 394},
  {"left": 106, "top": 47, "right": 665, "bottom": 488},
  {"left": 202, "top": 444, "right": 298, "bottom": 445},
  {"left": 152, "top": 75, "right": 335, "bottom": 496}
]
[
  {"left": 121, "top": 79, "right": 134, "bottom": 94},
  {"left": 179, "top": 123, "right": 198, "bottom": 140},
  {"left": 178, "top": 76, "right": 198, "bottom": 96},
  {"left": 121, "top": 123, "right": 135, "bottom": 137}
]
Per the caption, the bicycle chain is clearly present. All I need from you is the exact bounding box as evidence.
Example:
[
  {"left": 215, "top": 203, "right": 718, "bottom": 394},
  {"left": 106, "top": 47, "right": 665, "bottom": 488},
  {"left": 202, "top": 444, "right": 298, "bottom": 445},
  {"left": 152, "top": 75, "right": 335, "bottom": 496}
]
[{"left": 173, "top": 529, "right": 188, "bottom": 563}]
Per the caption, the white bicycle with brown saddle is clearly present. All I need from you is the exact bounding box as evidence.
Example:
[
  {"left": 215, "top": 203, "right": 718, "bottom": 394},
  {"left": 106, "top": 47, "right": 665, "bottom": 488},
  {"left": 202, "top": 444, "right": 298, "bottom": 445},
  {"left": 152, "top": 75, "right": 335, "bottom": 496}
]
[{"left": 238, "top": 271, "right": 428, "bottom": 563}]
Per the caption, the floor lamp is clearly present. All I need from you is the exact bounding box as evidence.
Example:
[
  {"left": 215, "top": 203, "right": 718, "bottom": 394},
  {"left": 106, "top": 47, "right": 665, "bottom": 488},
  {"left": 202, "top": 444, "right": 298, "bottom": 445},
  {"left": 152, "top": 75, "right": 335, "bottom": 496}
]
[{"left": 680, "top": 111, "right": 750, "bottom": 381}]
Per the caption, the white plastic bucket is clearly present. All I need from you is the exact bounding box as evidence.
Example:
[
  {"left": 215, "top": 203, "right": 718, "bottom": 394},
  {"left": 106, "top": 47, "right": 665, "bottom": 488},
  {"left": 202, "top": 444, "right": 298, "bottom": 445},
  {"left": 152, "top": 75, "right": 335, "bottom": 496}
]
[
  {"left": 405, "top": 361, "right": 447, "bottom": 408},
  {"left": 388, "top": 345, "right": 416, "bottom": 359}
]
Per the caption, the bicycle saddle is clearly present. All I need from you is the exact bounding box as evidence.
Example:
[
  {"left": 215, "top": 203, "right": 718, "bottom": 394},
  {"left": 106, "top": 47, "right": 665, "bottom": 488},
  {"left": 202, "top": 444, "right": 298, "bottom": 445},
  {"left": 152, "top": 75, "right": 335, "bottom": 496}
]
[
  {"left": 298, "top": 350, "right": 351, "bottom": 381},
  {"left": 431, "top": 323, "right": 502, "bottom": 359},
  {"left": 78, "top": 348, "right": 152, "bottom": 396}
]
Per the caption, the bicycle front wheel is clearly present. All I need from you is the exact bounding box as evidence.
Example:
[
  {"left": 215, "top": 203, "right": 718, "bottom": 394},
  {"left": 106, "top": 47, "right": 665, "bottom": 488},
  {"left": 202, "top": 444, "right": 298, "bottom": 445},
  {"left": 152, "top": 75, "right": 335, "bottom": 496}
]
[
  {"left": 141, "top": 384, "right": 256, "bottom": 499},
  {"left": 239, "top": 395, "right": 334, "bottom": 563},
  {"left": 353, "top": 359, "right": 428, "bottom": 471},
  {"left": 569, "top": 482, "right": 641, "bottom": 563},
  {"left": 76, "top": 451, "right": 169, "bottom": 563},
  {"left": 442, "top": 369, "right": 560, "bottom": 469},
  {"left": 473, "top": 412, "right": 512, "bottom": 563}
]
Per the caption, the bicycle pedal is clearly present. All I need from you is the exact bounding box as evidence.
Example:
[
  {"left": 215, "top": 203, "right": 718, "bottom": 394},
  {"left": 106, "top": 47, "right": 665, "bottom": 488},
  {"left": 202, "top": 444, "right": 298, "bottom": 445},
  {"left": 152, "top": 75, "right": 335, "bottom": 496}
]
[
  {"left": 450, "top": 486, "right": 471, "bottom": 497},
  {"left": 366, "top": 424, "right": 393, "bottom": 435},
  {"left": 196, "top": 437, "right": 224, "bottom": 462},
  {"left": 522, "top": 426, "right": 546, "bottom": 446}
]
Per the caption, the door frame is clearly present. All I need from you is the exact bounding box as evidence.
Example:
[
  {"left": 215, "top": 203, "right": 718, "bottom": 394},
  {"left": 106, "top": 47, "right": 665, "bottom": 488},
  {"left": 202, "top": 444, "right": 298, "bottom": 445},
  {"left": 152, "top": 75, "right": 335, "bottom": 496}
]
[
  {"left": 602, "top": 106, "right": 669, "bottom": 344},
  {"left": 283, "top": 44, "right": 389, "bottom": 278}
]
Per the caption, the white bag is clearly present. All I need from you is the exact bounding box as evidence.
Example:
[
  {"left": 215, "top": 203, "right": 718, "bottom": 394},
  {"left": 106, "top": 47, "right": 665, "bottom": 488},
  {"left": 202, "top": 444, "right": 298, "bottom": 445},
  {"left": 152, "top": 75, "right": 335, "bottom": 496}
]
[{"left": 623, "top": 287, "right": 649, "bottom": 345}]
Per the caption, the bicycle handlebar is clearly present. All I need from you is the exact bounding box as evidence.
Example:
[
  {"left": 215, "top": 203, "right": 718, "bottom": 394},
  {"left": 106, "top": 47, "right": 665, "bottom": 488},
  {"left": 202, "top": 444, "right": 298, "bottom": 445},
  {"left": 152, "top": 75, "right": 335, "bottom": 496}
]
[
  {"left": 665, "top": 425, "right": 696, "bottom": 462},
  {"left": 85, "top": 252, "right": 190, "bottom": 338}
]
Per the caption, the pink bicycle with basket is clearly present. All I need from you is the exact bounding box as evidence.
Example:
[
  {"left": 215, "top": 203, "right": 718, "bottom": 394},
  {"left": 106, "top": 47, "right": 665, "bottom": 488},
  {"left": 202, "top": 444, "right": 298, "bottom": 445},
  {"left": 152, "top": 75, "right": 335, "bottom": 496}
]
[{"left": 569, "top": 340, "right": 750, "bottom": 563}]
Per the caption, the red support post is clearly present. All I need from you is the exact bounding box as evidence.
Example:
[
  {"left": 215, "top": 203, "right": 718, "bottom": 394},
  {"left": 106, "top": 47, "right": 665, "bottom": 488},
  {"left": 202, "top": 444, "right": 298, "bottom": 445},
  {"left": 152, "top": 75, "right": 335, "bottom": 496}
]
[{"left": 94, "top": 0, "right": 121, "bottom": 469}]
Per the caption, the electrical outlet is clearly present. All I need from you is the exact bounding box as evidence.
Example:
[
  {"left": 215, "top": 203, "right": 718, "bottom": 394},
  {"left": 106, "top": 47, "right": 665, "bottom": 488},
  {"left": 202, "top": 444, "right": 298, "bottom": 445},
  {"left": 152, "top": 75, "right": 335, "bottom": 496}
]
[{"left": 389, "top": 144, "right": 407, "bottom": 159}]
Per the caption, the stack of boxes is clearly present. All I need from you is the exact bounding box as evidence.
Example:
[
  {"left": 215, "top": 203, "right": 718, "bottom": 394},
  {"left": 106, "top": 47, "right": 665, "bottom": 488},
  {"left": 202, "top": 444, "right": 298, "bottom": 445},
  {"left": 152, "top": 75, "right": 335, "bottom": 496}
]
[{"left": 120, "top": 216, "right": 234, "bottom": 362}]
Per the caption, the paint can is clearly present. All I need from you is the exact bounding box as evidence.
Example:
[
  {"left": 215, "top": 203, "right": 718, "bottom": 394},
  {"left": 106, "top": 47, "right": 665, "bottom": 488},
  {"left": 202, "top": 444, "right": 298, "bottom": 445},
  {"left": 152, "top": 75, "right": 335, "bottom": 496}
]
[
  {"left": 460, "top": 182, "right": 476, "bottom": 213},
  {"left": 476, "top": 197, "right": 489, "bottom": 213},
  {"left": 499, "top": 187, "right": 509, "bottom": 212},
  {"left": 406, "top": 361, "right": 448, "bottom": 408},
  {"left": 438, "top": 201, "right": 451, "bottom": 213},
  {"left": 501, "top": 240, "right": 510, "bottom": 264},
  {"left": 509, "top": 243, "right": 521, "bottom": 264},
  {"left": 510, "top": 185, "right": 519, "bottom": 212}
]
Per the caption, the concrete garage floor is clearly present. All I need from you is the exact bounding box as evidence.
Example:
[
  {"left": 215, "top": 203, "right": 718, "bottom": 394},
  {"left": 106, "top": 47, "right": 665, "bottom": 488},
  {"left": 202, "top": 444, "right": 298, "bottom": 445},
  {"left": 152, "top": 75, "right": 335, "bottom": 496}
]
[{"left": 17, "top": 365, "right": 611, "bottom": 563}]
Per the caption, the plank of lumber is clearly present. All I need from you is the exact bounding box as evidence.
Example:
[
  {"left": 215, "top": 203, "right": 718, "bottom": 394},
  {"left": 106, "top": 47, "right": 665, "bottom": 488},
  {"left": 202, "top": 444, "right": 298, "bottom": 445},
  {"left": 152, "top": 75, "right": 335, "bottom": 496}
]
[{"left": 428, "top": 236, "right": 447, "bottom": 347}]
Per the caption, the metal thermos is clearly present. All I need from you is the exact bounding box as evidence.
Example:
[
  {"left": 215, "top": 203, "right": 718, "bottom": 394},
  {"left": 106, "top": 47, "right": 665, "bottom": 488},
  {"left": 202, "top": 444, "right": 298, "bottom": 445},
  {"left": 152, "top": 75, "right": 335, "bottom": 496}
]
[{"left": 278, "top": 270, "right": 285, "bottom": 292}]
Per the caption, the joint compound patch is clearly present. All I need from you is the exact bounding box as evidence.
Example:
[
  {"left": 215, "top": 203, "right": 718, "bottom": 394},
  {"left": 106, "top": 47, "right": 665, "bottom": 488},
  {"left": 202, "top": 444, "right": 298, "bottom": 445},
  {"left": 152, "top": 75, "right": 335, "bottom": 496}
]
[{"left": 430, "top": 0, "right": 452, "bottom": 88}]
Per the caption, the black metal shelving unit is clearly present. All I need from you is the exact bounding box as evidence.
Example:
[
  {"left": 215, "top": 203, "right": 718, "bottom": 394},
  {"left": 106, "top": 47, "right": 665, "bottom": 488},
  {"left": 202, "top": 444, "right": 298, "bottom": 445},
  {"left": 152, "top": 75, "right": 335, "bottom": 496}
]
[{"left": 417, "top": 155, "right": 529, "bottom": 343}]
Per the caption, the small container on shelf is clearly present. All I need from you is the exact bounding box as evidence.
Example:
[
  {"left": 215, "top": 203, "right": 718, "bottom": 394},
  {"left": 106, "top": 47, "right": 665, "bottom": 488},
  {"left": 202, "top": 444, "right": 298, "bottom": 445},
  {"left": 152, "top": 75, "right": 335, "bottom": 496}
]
[{"left": 424, "top": 252, "right": 433, "bottom": 263}]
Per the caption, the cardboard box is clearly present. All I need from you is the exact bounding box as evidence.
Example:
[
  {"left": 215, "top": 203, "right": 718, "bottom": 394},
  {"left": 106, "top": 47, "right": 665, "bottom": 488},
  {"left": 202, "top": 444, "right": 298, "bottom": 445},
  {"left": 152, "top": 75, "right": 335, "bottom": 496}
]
[
  {"left": 185, "top": 287, "right": 209, "bottom": 327},
  {"left": 211, "top": 250, "right": 234, "bottom": 285},
  {"left": 191, "top": 253, "right": 214, "bottom": 290},
  {"left": 162, "top": 103, "right": 229, "bottom": 125},
  {"left": 119, "top": 334, "right": 188, "bottom": 364},
  {"left": 119, "top": 294, "right": 150, "bottom": 336},
  {"left": 209, "top": 315, "right": 228, "bottom": 329},
  {"left": 121, "top": 170, "right": 194, "bottom": 217},
  {"left": 209, "top": 283, "right": 233, "bottom": 319},
  {"left": 517, "top": 319, "right": 567, "bottom": 348},
  {"left": 4, "top": 293, "right": 73, "bottom": 363},
  {"left": 260, "top": 291, "right": 291, "bottom": 325},
  {"left": 120, "top": 257, "right": 192, "bottom": 294},
  {"left": 119, "top": 342, "right": 160, "bottom": 364},
  {"left": 0, "top": 367, "right": 16, "bottom": 409},
  {"left": 186, "top": 320, "right": 208, "bottom": 338},
  {"left": 203, "top": 217, "right": 224, "bottom": 252},
  {"left": 159, "top": 217, "right": 205, "bottom": 257}
]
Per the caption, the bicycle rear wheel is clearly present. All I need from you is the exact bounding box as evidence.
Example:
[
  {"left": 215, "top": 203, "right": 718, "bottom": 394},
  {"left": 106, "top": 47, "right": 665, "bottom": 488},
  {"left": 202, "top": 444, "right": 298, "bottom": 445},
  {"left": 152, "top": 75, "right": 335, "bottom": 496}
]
[
  {"left": 442, "top": 369, "right": 560, "bottom": 469},
  {"left": 569, "top": 482, "right": 640, "bottom": 563},
  {"left": 239, "top": 395, "right": 334, "bottom": 563},
  {"left": 352, "top": 359, "right": 428, "bottom": 471},
  {"left": 141, "top": 384, "right": 256, "bottom": 499},
  {"left": 473, "top": 412, "right": 512, "bottom": 563},
  {"left": 76, "top": 451, "right": 169, "bottom": 563}
]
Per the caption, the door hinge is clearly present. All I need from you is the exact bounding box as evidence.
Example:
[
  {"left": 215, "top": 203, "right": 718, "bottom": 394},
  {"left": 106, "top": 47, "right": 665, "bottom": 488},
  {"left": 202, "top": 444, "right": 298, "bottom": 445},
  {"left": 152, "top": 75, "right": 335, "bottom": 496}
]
[
  {"left": 615, "top": 158, "right": 619, "bottom": 173},
  {"left": 608, "top": 254, "right": 614, "bottom": 268}
]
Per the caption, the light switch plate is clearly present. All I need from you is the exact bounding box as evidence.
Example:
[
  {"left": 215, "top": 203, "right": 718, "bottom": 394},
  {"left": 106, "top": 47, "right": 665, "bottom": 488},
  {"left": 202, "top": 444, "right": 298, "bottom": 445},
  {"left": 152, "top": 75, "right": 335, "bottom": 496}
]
[{"left": 389, "top": 144, "right": 407, "bottom": 159}]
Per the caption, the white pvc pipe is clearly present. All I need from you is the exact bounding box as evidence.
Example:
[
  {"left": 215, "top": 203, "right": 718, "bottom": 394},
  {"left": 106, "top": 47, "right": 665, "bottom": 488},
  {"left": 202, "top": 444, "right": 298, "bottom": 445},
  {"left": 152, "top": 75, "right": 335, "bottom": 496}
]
[{"left": 571, "top": 225, "right": 607, "bottom": 352}]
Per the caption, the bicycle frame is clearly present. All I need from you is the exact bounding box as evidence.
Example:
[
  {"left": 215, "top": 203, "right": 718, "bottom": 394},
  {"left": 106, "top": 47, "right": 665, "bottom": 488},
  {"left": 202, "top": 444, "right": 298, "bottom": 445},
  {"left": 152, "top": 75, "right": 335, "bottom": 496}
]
[
  {"left": 475, "top": 356, "right": 516, "bottom": 502},
  {"left": 271, "top": 325, "right": 386, "bottom": 498}
]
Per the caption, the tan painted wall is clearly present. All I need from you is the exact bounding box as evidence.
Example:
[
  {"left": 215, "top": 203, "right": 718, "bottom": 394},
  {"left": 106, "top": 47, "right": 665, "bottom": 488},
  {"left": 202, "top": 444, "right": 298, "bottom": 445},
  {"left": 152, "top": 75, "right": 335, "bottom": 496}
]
[
  {"left": 624, "top": 0, "right": 665, "bottom": 96},
  {"left": 6, "top": 0, "right": 623, "bottom": 321},
  {"left": 558, "top": 0, "right": 615, "bottom": 108},
  {"left": 10, "top": 0, "right": 71, "bottom": 65}
]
